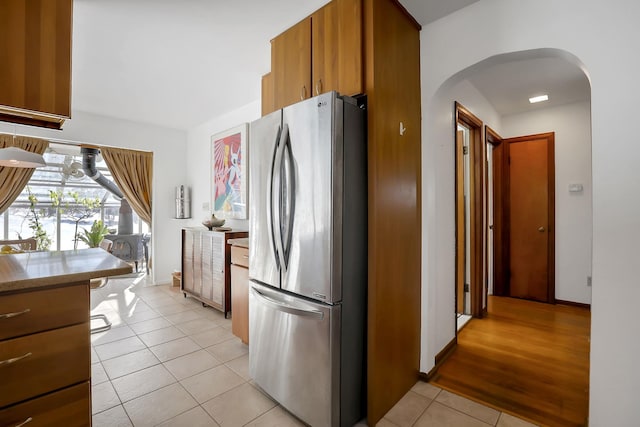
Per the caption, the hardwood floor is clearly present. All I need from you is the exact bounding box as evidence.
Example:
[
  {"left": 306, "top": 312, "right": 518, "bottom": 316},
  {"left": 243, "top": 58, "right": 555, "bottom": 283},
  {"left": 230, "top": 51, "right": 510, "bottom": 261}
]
[{"left": 431, "top": 296, "right": 590, "bottom": 426}]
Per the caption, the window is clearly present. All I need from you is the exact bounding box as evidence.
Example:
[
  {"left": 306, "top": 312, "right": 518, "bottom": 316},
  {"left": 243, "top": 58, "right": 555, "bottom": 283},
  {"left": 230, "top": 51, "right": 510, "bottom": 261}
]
[{"left": 2, "top": 145, "right": 149, "bottom": 250}]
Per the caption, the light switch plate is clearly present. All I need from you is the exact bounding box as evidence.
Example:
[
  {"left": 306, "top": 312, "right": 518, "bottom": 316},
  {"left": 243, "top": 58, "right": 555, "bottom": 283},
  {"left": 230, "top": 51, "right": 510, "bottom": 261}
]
[
  {"left": 568, "top": 183, "right": 583, "bottom": 193},
  {"left": 202, "top": 202, "right": 210, "bottom": 211}
]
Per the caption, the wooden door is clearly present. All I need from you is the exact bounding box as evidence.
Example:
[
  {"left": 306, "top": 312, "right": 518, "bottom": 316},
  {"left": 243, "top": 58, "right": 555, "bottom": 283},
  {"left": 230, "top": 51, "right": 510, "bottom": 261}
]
[
  {"left": 455, "top": 130, "right": 465, "bottom": 314},
  {"left": 455, "top": 103, "right": 484, "bottom": 318},
  {"left": 312, "top": 0, "right": 363, "bottom": 97},
  {"left": 506, "top": 133, "right": 555, "bottom": 303},
  {"left": 486, "top": 127, "right": 509, "bottom": 297},
  {"left": 271, "top": 18, "right": 311, "bottom": 110}
]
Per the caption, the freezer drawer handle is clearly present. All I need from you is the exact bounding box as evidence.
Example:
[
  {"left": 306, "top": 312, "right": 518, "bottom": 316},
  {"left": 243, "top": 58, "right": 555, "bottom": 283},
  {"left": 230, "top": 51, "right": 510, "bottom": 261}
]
[{"left": 252, "top": 288, "right": 324, "bottom": 320}]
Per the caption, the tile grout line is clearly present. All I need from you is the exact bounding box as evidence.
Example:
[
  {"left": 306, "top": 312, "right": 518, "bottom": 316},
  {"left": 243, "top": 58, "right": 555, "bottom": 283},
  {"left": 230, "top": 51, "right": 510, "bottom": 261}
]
[{"left": 409, "top": 388, "right": 440, "bottom": 427}]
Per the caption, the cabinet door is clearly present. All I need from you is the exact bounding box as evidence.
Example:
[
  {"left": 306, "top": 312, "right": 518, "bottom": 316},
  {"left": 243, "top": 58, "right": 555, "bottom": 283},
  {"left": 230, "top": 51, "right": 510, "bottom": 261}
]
[
  {"left": 201, "top": 233, "right": 214, "bottom": 302},
  {"left": 312, "top": 0, "right": 363, "bottom": 97},
  {"left": 182, "top": 230, "right": 195, "bottom": 294},
  {"left": 231, "top": 264, "right": 249, "bottom": 344},
  {"left": 272, "top": 17, "right": 311, "bottom": 110},
  {"left": 193, "top": 232, "right": 203, "bottom": 297},
  {"left": 0, "top": 0, "right": 72, "bottom": 127},
  {"left": 209, "top": 233, "right": 225, "bottom": 309},
  {"left": 261, "top": 73, "right": 275, "bottom": 116}
]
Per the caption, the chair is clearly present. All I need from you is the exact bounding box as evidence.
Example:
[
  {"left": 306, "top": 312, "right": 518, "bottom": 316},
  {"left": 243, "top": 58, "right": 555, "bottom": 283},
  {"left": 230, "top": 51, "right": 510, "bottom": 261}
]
[
  {"left": 90, "top": 239, "right": 114, "bottom": 334},
  {"left": 99, "top": 238, "right": 113, "bottom": 252},
  {"left": 0, "top": 238, "right": 37, "bottom": 251}
]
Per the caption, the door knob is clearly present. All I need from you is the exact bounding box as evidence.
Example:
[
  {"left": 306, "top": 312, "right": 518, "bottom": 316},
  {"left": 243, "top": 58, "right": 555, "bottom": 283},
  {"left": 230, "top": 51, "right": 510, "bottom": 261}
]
[{"left": 538, "top": 226, "right": 545, "bottom": 232}]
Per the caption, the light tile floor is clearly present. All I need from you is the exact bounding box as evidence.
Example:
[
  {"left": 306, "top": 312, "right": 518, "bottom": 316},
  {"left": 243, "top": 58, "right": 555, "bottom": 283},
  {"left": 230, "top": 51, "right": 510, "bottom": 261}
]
[{"left": 91, "top": 276, "right": 538, "bottom": 426}]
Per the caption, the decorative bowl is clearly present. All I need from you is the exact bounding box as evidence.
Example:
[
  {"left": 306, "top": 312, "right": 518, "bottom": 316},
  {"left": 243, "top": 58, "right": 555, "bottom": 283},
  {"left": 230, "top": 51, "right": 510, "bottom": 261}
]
[{"left": 202, "top": 214, "right": 225, "bottom": 230}]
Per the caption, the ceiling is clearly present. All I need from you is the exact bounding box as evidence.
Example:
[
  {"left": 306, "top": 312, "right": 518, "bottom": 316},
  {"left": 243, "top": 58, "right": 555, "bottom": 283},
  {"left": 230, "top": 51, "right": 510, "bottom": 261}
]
[
  {"left": 465, "top": 56, "right": 591, "bottom": 116},
  {"left": 71, "top": 0, "right": 480, "bottom": 131},
  {"left": 71, "top": 0, "right": 588, "bottom": 131}
]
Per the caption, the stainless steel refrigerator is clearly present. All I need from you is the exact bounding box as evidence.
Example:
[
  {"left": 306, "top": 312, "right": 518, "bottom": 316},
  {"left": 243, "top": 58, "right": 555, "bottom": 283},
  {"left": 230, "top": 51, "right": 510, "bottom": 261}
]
[{"left": 249, "top": 91, "right": 367, "bottom": 427}]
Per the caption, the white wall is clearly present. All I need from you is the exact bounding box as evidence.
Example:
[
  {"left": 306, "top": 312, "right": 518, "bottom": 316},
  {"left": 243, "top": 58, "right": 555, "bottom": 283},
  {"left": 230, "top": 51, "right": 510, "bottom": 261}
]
[
  {"left": 421, "top": 78, "right": 501, "bottom": 357},
  {"left": 185, "top": 100, "right": 261, "bottom": 232},
  {"left": 0, "top": 111, "right": 188, "bottom": 284},
  {"left": 419, "top": 0, "right": 640, "bottom": 423},
  {"left": 501, "top": 101, "right": 592, "bottom": 305}
]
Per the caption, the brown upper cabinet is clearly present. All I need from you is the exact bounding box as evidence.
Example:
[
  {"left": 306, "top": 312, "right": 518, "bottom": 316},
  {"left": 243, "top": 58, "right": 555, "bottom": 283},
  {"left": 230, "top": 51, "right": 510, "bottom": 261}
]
[
  {"left": 266, "top": 0, "right": 363, "bottom": 114},
  {"left": 261, "top": 73, "right": 275, "bottom": 117},
  {"left": 0, "top": 0, "right": 73, "bottom": 129},
  {"left": 271, "top": 17, "right": 312, "bottom": 113}
]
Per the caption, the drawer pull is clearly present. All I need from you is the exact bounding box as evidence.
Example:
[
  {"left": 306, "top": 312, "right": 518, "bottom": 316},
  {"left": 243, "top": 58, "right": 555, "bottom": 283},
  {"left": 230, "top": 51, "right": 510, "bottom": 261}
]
[
  {"left": 0, "top": 352, "right": 32, "bottom": 367},
  {"left": 14, "top": 417, "right": 33, "bottom": 427},
  {"left": 0, "top": 308, "right": 31, "bottom": 319},
  {"left": 242, "top": 255, "right": 249, "bottom": 259}
]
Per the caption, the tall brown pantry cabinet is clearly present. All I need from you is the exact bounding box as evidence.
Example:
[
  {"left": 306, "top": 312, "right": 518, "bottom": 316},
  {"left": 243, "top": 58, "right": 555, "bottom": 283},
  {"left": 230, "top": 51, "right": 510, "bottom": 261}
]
[
  {"left": 261, "top": 0, "right": 422, "bottom": 424},
  {"left": 363, "top": 0, "right": 422, "bottom": 424}
]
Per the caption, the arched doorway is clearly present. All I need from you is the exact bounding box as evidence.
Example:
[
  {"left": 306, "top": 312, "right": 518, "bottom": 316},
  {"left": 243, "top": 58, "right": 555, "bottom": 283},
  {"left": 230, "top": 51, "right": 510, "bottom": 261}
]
[{"left": 423, "top": 48, "right": 593, "bottom": 425}]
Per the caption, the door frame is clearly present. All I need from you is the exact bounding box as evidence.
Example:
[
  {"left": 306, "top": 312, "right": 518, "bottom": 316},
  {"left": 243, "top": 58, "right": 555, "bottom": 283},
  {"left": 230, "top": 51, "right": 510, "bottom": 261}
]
[
  {"left": 502, "top": 132, "right": 556, "bottom": 302},
  {"left": 485, "top": 126, "right": 508, "bottom": 298},
  {"left": 454, "top": 102, "right": 484, "bottom": 318}
]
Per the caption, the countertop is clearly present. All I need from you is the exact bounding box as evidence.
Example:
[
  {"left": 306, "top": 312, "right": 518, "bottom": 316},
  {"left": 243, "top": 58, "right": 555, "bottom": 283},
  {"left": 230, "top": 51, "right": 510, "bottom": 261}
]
[
  {"left": 0, "top": 248, "right": 133, "bottom": 293},
  {"left": 227, "top": 237, "right": 249, "bottom": 248}
]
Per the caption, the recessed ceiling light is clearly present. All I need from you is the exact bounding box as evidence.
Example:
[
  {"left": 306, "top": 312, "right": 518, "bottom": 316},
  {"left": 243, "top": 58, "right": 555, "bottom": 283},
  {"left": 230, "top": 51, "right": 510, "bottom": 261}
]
[{"left": 529, "top": 95, "right": 549, "bottom": 104}]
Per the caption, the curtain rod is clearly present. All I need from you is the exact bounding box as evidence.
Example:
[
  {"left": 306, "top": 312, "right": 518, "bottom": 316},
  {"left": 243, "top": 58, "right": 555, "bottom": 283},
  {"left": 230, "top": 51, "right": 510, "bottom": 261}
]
[{"left": 0, "top": 131, "right": 153, "bottom": 153}]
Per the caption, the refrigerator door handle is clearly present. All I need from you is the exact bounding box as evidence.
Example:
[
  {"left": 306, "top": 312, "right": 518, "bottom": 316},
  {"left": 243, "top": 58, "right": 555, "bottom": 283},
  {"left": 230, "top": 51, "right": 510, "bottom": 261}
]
[
  {"left": 273, "top": 124, "right": 289, "bottom": 271},
  {"left": 281, "top": 131, "right": 296, "bottom": 267},
  {"left": 251, "top": 287, "right": 324, "bottom": 320},
  {"left": 267, "top": 125, "right": 282, "bottom": 270}
]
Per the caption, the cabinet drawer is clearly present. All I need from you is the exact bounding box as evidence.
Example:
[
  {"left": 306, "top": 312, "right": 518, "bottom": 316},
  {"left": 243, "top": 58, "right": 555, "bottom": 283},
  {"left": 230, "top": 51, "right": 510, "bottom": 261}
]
[
  {"left": 0, "top": 381, "right": 90, "bottom": 427},
  {"left": 0, "top": 323, "right": 90, "bottom": 408},
  {"left": 231, "top": 246, "right": 249, "bottom": 268},
  {"left": 0, "top": 284, "right": 88, "bottom": 340}
]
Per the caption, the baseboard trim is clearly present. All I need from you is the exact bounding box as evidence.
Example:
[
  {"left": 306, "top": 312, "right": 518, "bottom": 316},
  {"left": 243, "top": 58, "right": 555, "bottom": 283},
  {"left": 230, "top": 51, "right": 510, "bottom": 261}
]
[
  {"left": 423, "top": 337, "right": 457, "bottom": 380},
  {"left": 556, "top": 299, "right": 591, "bottom": 309}
]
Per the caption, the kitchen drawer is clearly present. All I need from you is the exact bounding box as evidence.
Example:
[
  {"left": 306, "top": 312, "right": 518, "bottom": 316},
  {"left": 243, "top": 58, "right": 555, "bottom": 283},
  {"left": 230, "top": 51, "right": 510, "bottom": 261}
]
[
  {"left": 0, "top": 381, "right": 90, "bottom": 427},
  {"left": 231, "top": 246, "right": 249, "bottom": 268},
  {"left": 0, "top": 323, "right": 90, "bottom": 408},
  {"left": 0, "top": 284, "right": 88, "bottom": 341}
]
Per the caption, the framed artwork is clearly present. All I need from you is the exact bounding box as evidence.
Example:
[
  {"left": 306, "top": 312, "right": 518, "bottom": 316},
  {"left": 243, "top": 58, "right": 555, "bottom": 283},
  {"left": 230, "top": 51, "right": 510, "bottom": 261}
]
[{"left": 211, "top": 124, "right": 248, "bottom": 219}]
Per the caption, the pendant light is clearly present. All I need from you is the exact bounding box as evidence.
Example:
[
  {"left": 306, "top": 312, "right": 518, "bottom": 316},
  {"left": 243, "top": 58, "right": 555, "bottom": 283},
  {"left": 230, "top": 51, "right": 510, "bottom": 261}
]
[{"left": 0, "top": 130, "right": 46, "bottom": 168}]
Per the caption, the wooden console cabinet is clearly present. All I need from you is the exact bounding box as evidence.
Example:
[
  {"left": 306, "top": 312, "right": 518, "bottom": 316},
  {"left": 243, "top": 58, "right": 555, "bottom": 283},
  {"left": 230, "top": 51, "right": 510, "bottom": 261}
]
[{"left": 181, "top": 228, "right": 248, "bottom": 317}]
